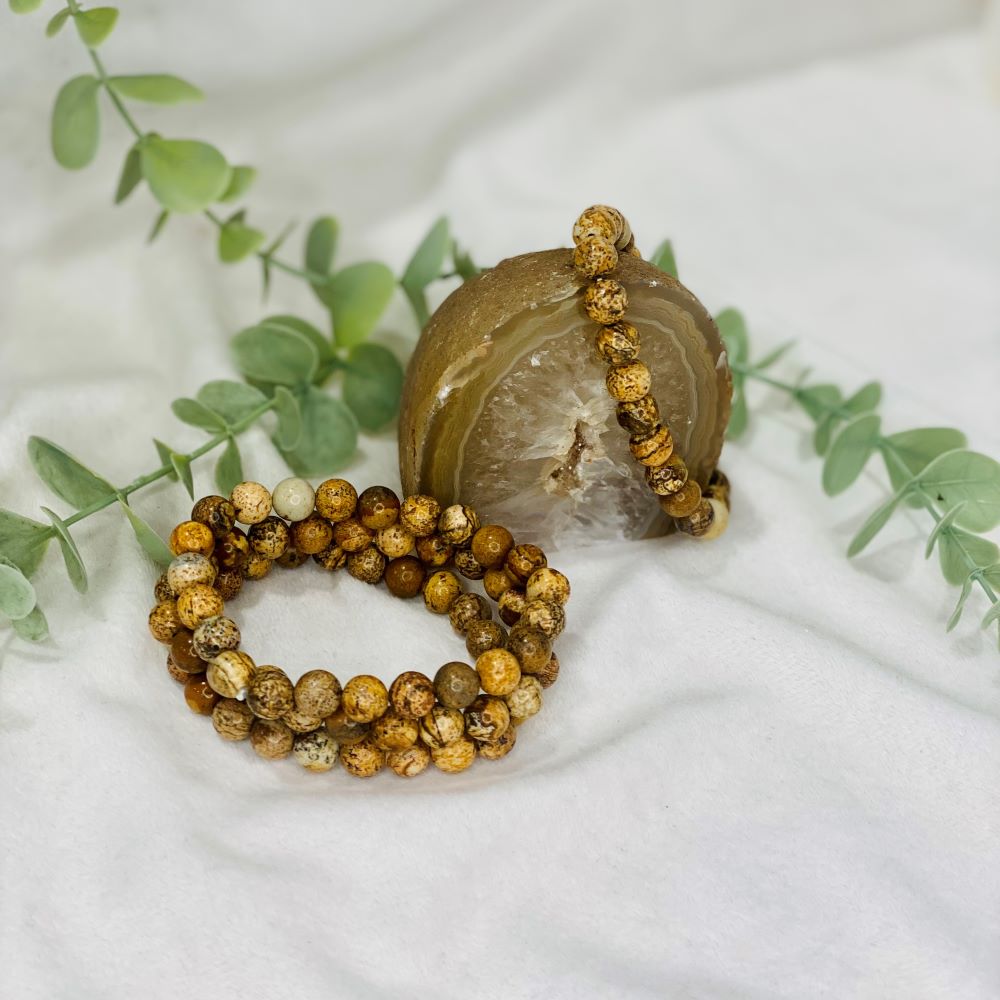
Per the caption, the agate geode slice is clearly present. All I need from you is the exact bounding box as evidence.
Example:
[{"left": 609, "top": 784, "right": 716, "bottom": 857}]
[{"left": 398, "top": 249, "right": 731, "bottom": 548}]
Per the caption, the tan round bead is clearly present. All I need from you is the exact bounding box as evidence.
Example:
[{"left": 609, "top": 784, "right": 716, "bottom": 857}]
[
  {"left": 477, "top": 723, "right": 517, "bottom": 761},
  {"left": 422, "top": 570, "right": 462, "bottom": 614},
  {"left": 616, "top": 394, "right": 660, "bottom": 436},
  {"left": 389, "top": 670, "right": 436, "bottom": 720},
  {"left": 454, "top": 548, "right": 486, "bottom": 580},
  {"left": 676, "top": 497, "right": 718, "bottom": 538},
  {"left": 293, "top": 729, "right": 339, "bottom": 772},
  {"left": 415, "top": 534, "right": 453, "bottom": 567},
  {"left": 169, "top": 520, "right": 215, "bottom": 558},
  {"left": 504, "top": 543, "right": 546, "bottom": 584},
  {"left": 313, "top": 543, "right": 347, "bottom": 572},
  {"left": 594, "top": 321, "right": 640, "bottom": 364},
  {"left": 584, "top": 278, "right": 628, "bottom": 325},
  {"left": 465, "top": 619, "right": 507, "bottom": 659},
  {"left": 191, "top": 615, "right": 240, "bottom": 661},
  {"left": 419, "top": 705, "right": 465, "bottom": 748},
  {"left": 437, "top": 504, "right": 479, "bottom": 547},
  {"left": 332, "top": 517, "right": 373, "bottom": 553},
  {"left": 519, "top": 598, "right": 566, "bottom": 639},
  {"left": 206, "top": 649, "right": 256, "bottom": 699},
  {"left": 347, "top": 547, "right": 386, "bottom": 585},
  {"left": 166, "top": 652, "right": 191, "bottom": 684},
  {"left": 399, "top": 494, "right": 441, "bottom": 538},
  {"left": 629, "top": 425, "right": 674, "bottom": 467},
  {"left": 176, "top": 583, "right": 224, "bottom": 630},
  {"left": 148, "top": 600, "right": 183, "bottom": 643},
  {"left": 292, "top": 513, "right": 333, "bottom": 556},
  {"left": 464, "top": 694, "right": 510, "bottom": 743},
  {"left": 449, "top": 592, "right": 491, "bottom": 634},
  {"left": 183, "top": 675, "right": 219, "bottom": 716},
  {"left": 294, "top": 669, "right": 342, "bottom": 718},
  {"left": 476, "top": 648, "right": 521, "bottom": 697},
  {"left": 229, "top": 481, "right": 272, "bottom": 525},
  {"left": 536, "top": 651, "right": 561, "bottom": 688},
  {"left": 374, "top": 523, "right": 415, "bottom": 560},
  {"left": 357, "top": 485, "right": 400, "bottom": 530},
  {"left": 645, "top": 455, "right": 688, "bottom": 497},
  {"left": 314, "top": 478, "right": 357, "bottom": 522},
  {"left": 525, "top": 567, "right": 571, "bottom": 605},
  {"left": 659, "top": 479, "right": 702, "bottom": 518},
  {"left": 213, "top": 530, "right": 250, "bottom": 573},
  {"left": 283, "top": 708, "right": 323, "bottom": 734},
  {"left": 250, "top": 718, "right": 294, "bottom": 760},
  {"left": 433, "top": 661, "right": 482, "bottom": 710},
  {"left": 153, "top": 573, "right": 173, "bottom": 603},
  {"left": 483, "top": 568, "right": 515, "bottom": 601},
  {"left": 431, "top": 736, "right": 476, "bottom": 774},
  {"left": 387, "top": 742, "right": 431, "bottom": 778},
  {"left": 213, "top": 568, "right": 243, "bottom": 601},
  {"left": 342, "top": 674, "right": 389, "bottom": 724},
  {"left": 276, "top": 547, "right": 307, "bottom": 569},
  {"left": 339, "top": 735, "right": 385, "bottom": 778},
  {"left": 191, "top": 495, "right": 237, "bottom": 539},
  {"left": 167, "top": 552, "right": 217, "bottom": 595},
  {"left": 505, "top": 675, "right": 543, "bottom": 723},
  {"left": 470, "top": 524, "right": 514, "bottom": 569},
  {"left": 212, "top": 698, "right": 255, "bottom": 741},
  {"left": 246, "top": 667, "right": 294, "bottom": 720},
  {"left": 606, "top": 360, "right": 651, "bottom": 402},
  {"left": 384, "top": 556, "right": 426, "bottom": 598},
  {"left": 243, "top": 552, "right": 273, "bottom": 580},
  {"left": 371, "top": 710, "right": 420, "bottom": 751},
  {"left": 498, "top": 588, "right": 527, "bottom": 627},
  {"left": 573, "top": 205, "right": 623, "bottom": 245},
  {"left": 506, "top": 625, "right": 552, "bottom": 673},
  {"left": 325, "top": 706, "right": 370, "bottom": 746},
  {"left": 573, "top": 235, "right": 618, "bottom": 278}
]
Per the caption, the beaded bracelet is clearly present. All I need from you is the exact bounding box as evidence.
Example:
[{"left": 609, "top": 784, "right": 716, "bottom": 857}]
[
  {"left": 571, "top": 204, "right": 731, "bottom": 539},
  {"left": 147, "top": 478, "right": 568, "bottom": 779}
]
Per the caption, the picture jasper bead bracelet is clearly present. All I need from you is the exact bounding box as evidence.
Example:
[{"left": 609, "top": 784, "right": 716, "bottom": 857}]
[
  {"left": 147, "top": 478, "right": 568, "bottom": 779},
  {"left": 572, "top": 204, "right": 731, "bottom": 539}
]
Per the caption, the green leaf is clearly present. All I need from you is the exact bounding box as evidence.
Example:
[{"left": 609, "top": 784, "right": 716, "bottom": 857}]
[
  {"left": 171, "top": 453, "right": 194, "bottom": 499},
  {"left": 218, "top": 216, "right": 266, "bottom": 263},
  {"left": 715, "top": 309, "right": 748, "bottom": 366},
  {"left": 215, "top": 438, "right": 243, "bottom": 496},
  {"left": 797, "top": 384, "right": 842, "bottom": 423},
  {"left": 261, "top": 315, "right": 333, "bottom": 366},
  {"left": 73, "top": 6, "right": 118, "bottom": 47},
  {"left": 171, "top": 397, "right": 227, "bottom": 432},
  {"left": 274, "top": 386, "right": 358, "bottom": 476},
  {"left": 46, "top": 8, "right": 71, "bottom": 36},
  {"left": 13, "top": 605, "right": 49, "bottom": 642},
  {"left": 118, "top": 500, "right": 172, "bottom": 566},
  {"left": 650, "top": 239, "right": 678, "bottom": 278},
  {"left": 822, "top": 414, "right": 881, "bottom": 496},
  {"left": 10, "top": 0, "right": 44, "bottom": 12},
  {"left": 195, "top": 381, "right": 267, "bottom": 427},
  {"left": 938, "top": 528, "right": 999, "bottom": 586},
  {"left": 727, "top": 390, "right": 748, "bottom": 441},
  {"left": 51, "top": 74, "right": 100, "bottom": 169},
  {"left": 305, "top": 216, "right": 339, "bottom": 277},
  {"left": 148, "top": 209, "right": 170, "bottom": 243},
  {"left": 451, "top": 239, "right": 479, "bottom": 280},
  {"left": 813, "top": 413, "right": 840, "bottom": 456},
  {"left": 843, "top": 381, "right": 882, "bottom": 416},
  {"left": 114, "top": 143, "right": 143, "bottom": 204},
  {"left": 218, "top": 165, "right": 256, "bottom": 203},
  {"left": 0, "top": 510, "right": 51, "bottom": 577},
  {"left": 917, "top": 450, "right": 1000, "bottom": 533},
  {"left": 153, "top": 439, "right": 179, "bottom": 480},
  {"left": 27, "top": 436, "right": 116, "bottom": 509},
  {"left": 321, "top": 262, "right": 396, "bottom": 348},
  {"left": 752, "top": 342, "right": 795, "bottom": 371},
  {"left": 0, "top": 560, "right": 37, "bottom": 621},
  {"left": 947, "top": 575, "right": 974, "bottom": 632},
  {"left": 925, "top": 502, "right": 966, "bottom": 559},
  {"left": 342, "top": 343, "right": 404, "bottom": 432},
  {"left": 41, "top": 507, "right": 87, "bottom": 594},
  {"left": 846, "top": 489, "right": 907, "bottom": 558},
  {"left": 108, "top": 74, "right": 203, "bottom": 104},
  {"left": 273, "top": 386, "right": 304, "bottom": 450},
  {"left": 231, "top": 322, "right": 319, "bottom": 386},
  {"left": 139, "top": 137, "right": 231, "bottom": 213},
  {"left": 402, "top": 217, "right": 449, "bottom": 297},
  {"left": 982, "top": 601, "right": 1000, "bottom": 632},
  {"left": 882, "top": 427, "right": 968, "bottom": 501}
]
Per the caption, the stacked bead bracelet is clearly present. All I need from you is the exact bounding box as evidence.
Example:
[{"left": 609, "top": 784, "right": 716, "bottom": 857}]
[
  {"left": 572, "top": 204, "right": 731, "bottom": 539},
  {"left": 147, "top": 477, "right": 568, "bottom": 779}
]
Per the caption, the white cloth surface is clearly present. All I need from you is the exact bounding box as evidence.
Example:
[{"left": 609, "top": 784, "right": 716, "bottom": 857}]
[{"left": 2, "top": 3, "right": 1000, "bottom": 998}]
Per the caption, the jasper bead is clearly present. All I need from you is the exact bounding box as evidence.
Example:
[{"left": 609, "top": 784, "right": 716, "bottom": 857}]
[
  {"left": 506, "top": 625, "right": 552, "bottom": 673},
  {"left": 431, "top": 737, "right": 476, "bottom": 774},
  {"left": 248, "top": 516, "right": 291, "bottom": 559},
  {"left": 148, "top": 600, "right": 184, "bottom": 643},
  {"left": 389, "top": 671, "right": 436, "bottom": 720},
  {"left": 212, "top": 698, "right": 254, "bottom": 741},
  {"left": 153, "top": 573, "right": 173, "bottom": 603},
  {"left": 250, "top": 718, "right": 294, "bottom": 760},
  {"left": 339, "top": 735, "right": 385, "bottom": 778},
  {"left": 176, "top": 583, "right": 224, "bottom": 630},
  {"left": 170, "top": 628, "right": 206, "bottom": 673},
  {"left": 616, "top": 395, "right": 660, "bottom": 436},
  {"left": 166, "top": 652, "right": 189, "bottom": 684},
  {"left": 206, "top": 649, "right": 256, "bottom": 699},
  {"left": 184, "top": 675, "right": 219, "bottom": 716},
  {"left": 387, "top": 743, "right": 431, "bottom": 778},
  {"left": 399, "top": 494, "right": 441, "bottom": 537},
  {"left": 169, "top": 520, "right": 215, "bottom": 558},
  {"left": 645, "top": 456, "right": 688, "bottom": 497},
  {"left": 214, "top": 568, "right": 244, "bottom": 601},
  {"left": 384, "top": 556, "right": 426, "bottom": 598},
  {"left": 448, "top": 593, "right": 491, "bottom": 634},
  {"left": 477, "top": 724, "right": 517, "bottom": 761},
  {"left": 314, "top": 478, "right": 357, "bottom": 522},
  {"left": 271, "top": 477, "right": 316, "bottom": 522},
  {"left": 525, "top": 567, "right": 571, "bottom": 605},
  {"left": 191, "top": 615, "right": 241, "bottom": 661},
  {"left": 243, "top": 552, "right": 272, "bottom": 580},
  {"left": 584, "top": 278, "right": 627, "bottom": 324},
  {"left": 371, "top": 710, "right": 419, "bottom": 751},
  {"left": 437, "top": 504, "right": 479, "bottom": 547},
  {"left": 465, "top": 620, "right": 508, "bottom": 659},
  {"left": 536, "top": 651, "right": 561, "bottom": 688},
  {"left": 191, "top": 495, "right": 237, "bottom": 539},
  {"left": 454, "top": 548, "right": 486, "bottom": 580},
  {"left": 229, "top": 481, "right": 272, "bottom": 525},
  {"left": 420, "top": 705, "right": 465, "bottom": 748},
  {"left": 658, "top": 479, "right": 702, "bottom": 518},
  {"left": 483, "top": 568, "right": 515, "bottom": 602},
  {"left": 422, "top": 570, "right": 462, "bottom": 614},
  {"left": 595, "top": 321, "right": 640, "bottom": 364},
  {"left": 629, "top": 425, "right": 674, "bottom": 467},
  {"left": 276, "top": 547, "right": 307, "bottom": 569},
  {"left": 573, "top": 235, "right": 618, "bottom": 278},
  {"left": 357, "top": 485, "right": 400, "bottom": 530},
  {"left": 676, "top": 497, "right": 719, "bottom": 538},
  {"left": 294, "top": 669, "right": 342, "bottom": 718},
  {"left": 498, "top": 588, "right": 527, "bottom": 626},
  {"left": 347, "top": 547, "right": 386, "bottom": 585},
  {"left": 519, "top": 599, "right": 566, "bottom": 639},
  {"left": 375, "top": 524, "right": 415, "bottom": 560},
  {"left": 325, "top": 707, "right": 371, "bottom": 746},
  {"left": 606, "top": 360, "right": 651, "bottom": 402},
  {"left": 332, "top": 517, "right": 373, "bottom": 553},
  {"left": 433, "top": 661, "right": 481, "bottom": 710},
  {"left": 313, "top": 544, "right": 347, "bottom": 572},
  {"left": 505, "top": 675, "right": 543, "bottom": 723},
  {"left": 342, "top": 674, "right": 389, "bottom": 724},
  {"left": 470, "top": 524, "right": 514, "bottom": 569},
  {"left": 293, "top": 729, "right": 339, "bottom": 772},
  {"left": 292, "top": 514, "right": 333, "bottom": 556},
  {"left": 464, "top": 695, "right": 510, "bottom": 742},
  {"left": 476, "top": 648, "right": 521, "bottom": 697},
  {"left": 213, "top": 529, "right": 250, "bottom": 572},
  {"left": 415, "top": 534, "right": 453, "bottom": 567},
  {"left": 573, "top": 205, "right": 622, "bottom": 244},
  {"left": 247, "top": 667, "right": 294, "bottom": 720},
  {"left": 284, "top": 708, "right": 324, "bottom": 734},
  {"left": 167, "top": 552, "right": 217, "bottom": 594},
  {"left": 504, "top": 543, "right": 546, "bottom": 584}
]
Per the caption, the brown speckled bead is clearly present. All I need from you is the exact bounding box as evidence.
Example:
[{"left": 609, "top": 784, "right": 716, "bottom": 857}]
[
  {"left": 676, "top": 498, "right": 718, "bottom": 538},
  {"left": 214, "top": 568, "right": 243, "bottom": 601},
  {"left": 658, "top": 479, "right": 702, "bottom": 518},
  {"left": 384, "top": 555, "right": 426, "bottom": 598},
  {"left": 342, "top": 674, "right": 389, "bottom": 724},
  {"left": 437, "top": 504, "right": 479, "bottom": 547},
  {"left": 616, "top": 394, "right": 660, "bottom": 436},
  {"left": 387, "top": 742, "right": 431, "bottom": 778},
  {"left": 313, "top": 543, "right": 347, "bottom": 572},
  {"left": 595, "top": 321, "right": 640, "bottom": 364},
  {"left": 149, "top": 600, "right": 184, "bottom": 643},
  {"left": 212, "top": 698, "right": 254, "bottom": 741},
  {"left": 250, "top": 718, "right": 294, "bottom": 760},
  {"left": 167, "top": 552, "right": 217, "bottom": 595},
  {"left": 465, "top": 695, "right": 511, "bottom": 743},
  {"left": 339, "top": 735, "right": 385, "bottom": 778},
  {"left": 399, "top": 494, "right": 441, "bottom": 538},
  {"left": 229, "top": 481, "right": 272, "bottom": 525},
  {"left": 170, "top": 628, "right": 206, "bottom": 673},
  {"left": 705, "top": 469, "right": 731, "bottom": 508},
  {"left": 191, "top": 615, "right": 240, "bottom": 669},
  {"left": 325, "top": 706, "right": 370, "bottom": 745},
  {"left": 536, "top": 651, "right": 561, "bottom": 688},
  {"left": 314, "top": 478, "right": 358, "bottom": 523},
  {"left": 420, "top": 705, "right": 465, "bottom": 749},
  {"left": 449, "top": 592, "right": 491, "bottom": 634},
  {"left": 454, "top": 548, "right": 486, "bottom": 580},
  {"left": 629, "top": 425, "right": 674, "bottom": 467},
  {"left": 243, "top": 552, "right": 272, "bottom": 580},
  {"left": 498, "top": 587, "right": 527, "bottom": 626},
  {"left": 371, "top": 710, "right": 419, "bottom": 751},
  {"left": 191, "top": 495, "right": 237, "bottom": 539},
  {"left": 374, "top": 523, "right": 415, "bottom": 560},
  {"left": 477, "top": 723, "right": 517, "bottom": 761},
  {"left": 584, "top": 278, "right": 627, "bottom": 325},
  {"left": 645, "top": 455, "right": 688, "bottom": 497},
  {"left": 176, "top": 584, "right": 224, "bottom": 630},
  {"left": 293, "top": 729, "right": 339, "bottom": 772},
  {"left": 606, "top": 360, "right": 651, "bottom": 403},
  {"left": 504, "top": 543, "right": 546, "bottom": 584},
  {"left": 357, "top": 485, "right": 400, "bottom": 531},
  {"left": 183, "top": 675, "right": 219, "bottom": 716},
  {"left": 276, "top": 547, "right": 308, "bottom": 569},
  {"left": 525, "top": 567, "right": 571, "bottom": 606},
  {"left": 484, "top": 568, "right": 515, "bottom": 602},
  {"left": 292, "top": 514, "right": 333, "bottom": 556},
  {"left": 431, "top": 736, "right": 476, "bottom": 773},
  {"left": 505, "top": 675, "right": 543, "bottom": 724},
  {"left": 169, "top": 520, "right": 215, "bottom": 558},
  {"left": 465, "top": 619, "right": 508, "bottom": 659},
  {"left": 247, "top": 667, "right": 294, "bottom": 720},
  {"left": 476, "top": 648, "right": 521, "bottom": 697},
  {"left": 422, "top": 570, "right": 462, "bottom": 614},
  {"left": 332, "top": 517, "right": 373, "bottom": 553},
  {"left": 573, "top": 235, "right": 618, "bottom": 278},
  {"left": 415, "top": 534, "right": 453, "bottom": 567},
  {"left": 471, "top": 524, "right": 514, "bottom": 569},
  {"left": 294, "top": 669, "right": 342, "bottom": 718},
  {"left": 248, "top": 516, "right": 290, "bottom": 559},
  {"left": 213, "top": 529, "right": 250, "bottom": 572},
  {"left": 519, "top": 598, "right": 566, "bottom": 639},
  {"left": 206, "top": 649, "right": 255, "bottom": 699},
  {"left": 433, "top": 661, "right": 481, "bottom": 709},
  {"left": 573, "top": 205, "right": 623, "bottom": 245},
  {"left": 283, "top": 708, "right": 323, "bottom": 734},
  {"left": 154, "top": 573, "right": 173, "bottom": 603},
  {"left": 506, "top": 625, "right": 552, "bottom": 673},
  {"left": 347, "top": 547, "right": 386, "bottom": 585},
  {"left": 389, "top": 671, "right": 436, "bottom": 720},
  {"left": 166, "top": 652, "right": 189, "bottom": 684}
]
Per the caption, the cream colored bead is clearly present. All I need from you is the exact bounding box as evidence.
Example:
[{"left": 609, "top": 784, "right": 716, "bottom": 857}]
[
  {"left": 525, "top": 567, "right": 570, "bottom": 605},
  {"left": 250, "top": 718, "right": 294, "bottom": 760},
  {"left": 229, "top": 481, "right": 272, "bottom": 525},
  {"left": 191, "top": 615, "right": 241, "bottom": 660},
  {"left": 505, "top": 675, "right": 543, "bottom": 723},
  {"left": 437, "top": 504, "right": 479, "bottom": 546},
  {"left": 166, "top": 552, "right": 217, "bottom": 594},
  {"left": 431, "top": 736, "right": 477, "bottom": 774},
  {"left": 695, "top": 497, "right": 729, "bottom": 540},
  {"left": 206, "top": 649, "right": 256, "bottom": 699},
  {"left": 476, "top": 648, "right": 521, "bottom": 697},
  {"left": 419, "top": 705, "right": 465, "bottom": 749},
  {"left": 375, "top": 523, "right": 415, "bottom": 559},
  {"left": 387, "top": 742, "right": 431, "bottom": 778},
  {"left": 176, "top": 584, "right": 224, "bottom": 630},
  {"left": 293, "top": 729, "right": 339, "bottom": 772},
  {"left": 271, "top": 477, "right": 316, "bottom": 522},
  {"left": 519, "top": 598, "right": 566, "bottom": 639}
]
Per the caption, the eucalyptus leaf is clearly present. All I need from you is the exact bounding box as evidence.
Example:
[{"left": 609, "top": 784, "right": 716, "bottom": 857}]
[
  {"left": 917, "top": 450, "right": 1000, "bottom": 533},
  {"left": 0, "top": 510, "right": 51, "bottom": 578},
  {"left": 114, "top": 143, "right": 143, "bottom": 204},
  {"left": 727, "top": 390, "right": 748, "bottom": 440},
  {"left": 924, "top": 502, "right": 966, "bottom": 559},
  {"left": 813, "top": 413, "right": 840, "bottom": 457},
  {"left": 108, "top": 74, "right": 203, "bottom": 105},
  {"left": 797, "top": 384, "right": 842, "bottom": 422},
  {"left": 753, "top": 342, "right": 795, "bottom": 371},
  {"left": 215, "top": 438, "right": 243, "bottom": 496},
  {"left": 650, "top": 239, "right": 678, "bottom": 278},
  {"left": 843, "top": 381, "right": 882, "bottom": 416},
  {"left": 305, "top": 216, "right": 339, "bottom": 277},
  {"left": 46, "top": 8, "right": 71, "bottom": 36},
  {"left": 715, "top": 309, "right": 748, "bottom": 366},
  {"left": 171, "top": 453, "right": 194, "bottom": 499},
  {"left": 73, "top": 6, "right": 118, "bottom": 47},
  {"left": 846, "top": 489, "right": 907, "bottom": 558},
  {"left": 118, "top": 500, "right": 172, "bottom": 566},
  {"left": 147, "top": 209, "right": 170, "bottom": 243},
  {"left": 262, "top": 315, "right": 333, "bottom": 365},
  {"left": 947, "top": 575, "right": 974, "bottom": 632},
  {"left": 153, "top": 438, "right": 179, "bottom": 479},
  {"left": 219, "top": 217, "right": 266, "bottom": 263},
  {"left": 195, "top": 381, "right": 267, "bottom": 427},
  {"left": 27, "top": 436, "right": 116, "bottom": 509},
  {"left": 13, "top": 605, "right": 49, "bottom": 642},
  {"left": 218, "top": 165, "right": 256, "bottom": 203},
  {"left": 274, "top": 386, "right": 358, "bottom": 476},
  {"left": 321, "top": 262, "right": 396, "bottom": 348},
  {"left": 10, "top": 0, "right": 44, "bottom": 12},
  {"left": 938, "top": 528, "right": 999, "bottom": 586},
  {"left": 272, "top": 387, "right": 304, "bottom": 451},
  {"left": 139, "top": 137, "right": 231, "bottom": 213},
  {"left": 451, "top": 239, "right": 478, "bottom": 280},
  {"left": 41, "top": 507, "right": 87, "bottom": 594},
  {"left": 342, "top": 343, "right": 404, "bottom": 431},
  {"left": 401, "top": 217, "right": 449, "bottom": 297},
  {"left": 882, "top": 427, "right": 968, "bottom": 503},
  {"left": 981, "top": 602, "right": 1000, "bottom": 631},
  {"left": 231, "top": 322, "right": 319, "bottom": 386},
  {"left": 171, "top": 398, "right": 226, "bottom": 433},
  {"left": 51, "top": 74, "right": 100, "bottom": 169},
  {"left": 822, "top": 414, "right": 881, "bottom": 496},
  {"left": 0, "top": 560, "right": 37, "bottom": 621}
]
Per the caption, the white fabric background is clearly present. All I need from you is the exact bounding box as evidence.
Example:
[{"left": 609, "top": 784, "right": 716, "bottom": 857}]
[{"left": 2, "top": 2, "right": 999, "bottom": 998}]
